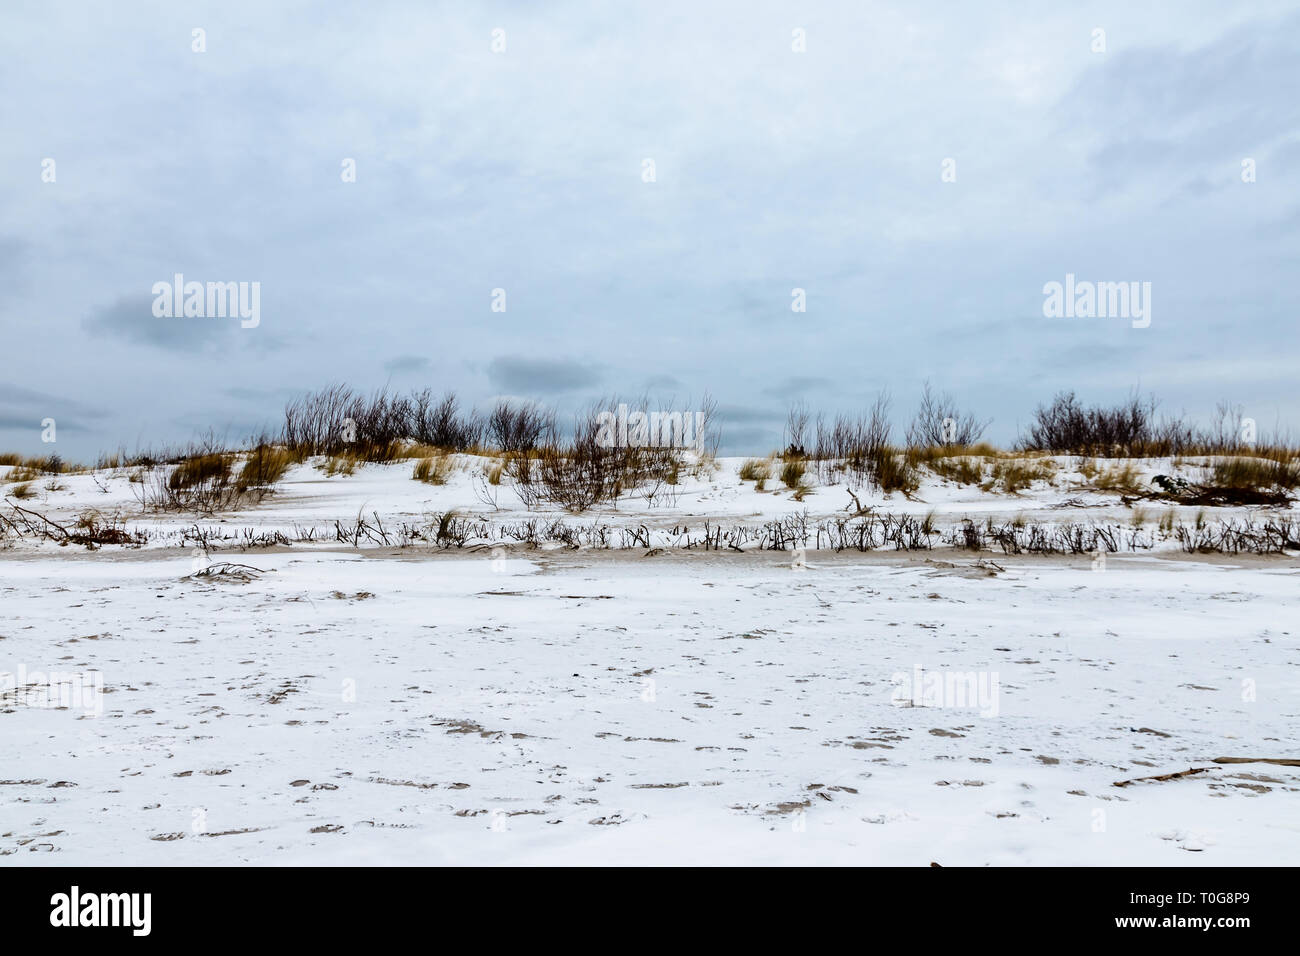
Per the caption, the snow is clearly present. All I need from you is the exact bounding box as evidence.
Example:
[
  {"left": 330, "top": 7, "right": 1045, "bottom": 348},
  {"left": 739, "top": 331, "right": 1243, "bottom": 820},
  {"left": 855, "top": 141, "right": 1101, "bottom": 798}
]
[
  {"left": 0, "top": 453, "right": 1277, "bottom": 553},
  {"left": 2, "top": 455, "right": 1298, "bottom": 864}
]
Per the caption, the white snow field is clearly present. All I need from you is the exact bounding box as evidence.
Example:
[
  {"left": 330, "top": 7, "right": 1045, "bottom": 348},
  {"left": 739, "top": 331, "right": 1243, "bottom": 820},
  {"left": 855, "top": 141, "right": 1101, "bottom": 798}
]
[{"left": 2, "top": 456, "right": 1298, "bottom": 865}]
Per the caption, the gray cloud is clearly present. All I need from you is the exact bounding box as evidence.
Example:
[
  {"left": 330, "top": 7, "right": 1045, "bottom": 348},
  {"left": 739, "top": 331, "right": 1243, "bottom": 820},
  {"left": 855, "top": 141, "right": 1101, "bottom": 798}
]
[
  {"left": 486, "top": 357, "right": 602, "bottom": 395},
  {"left": 761, "top": 377, "right": 833, "bottom": 401},
  {"left": 717, "top": 404, "right": 783, "bottom": 425},
  {"left": 0, "top": 383, "right": 105, "bottom": 412},
  {"left": 0, "top": 414, "right": 92, "bottom": 434},
  {"left": 0, "top": 383, "right": 107, "bottom": 441},
  {"left": 719, "top": 425, "right": 781, "bottom": 455},
  {"left": 0, "top": 237, "right": 31, "bottom": 307},
  {"left": 81, "top": 295, "right": 242, "bottom": 353},
  {"left": 642, "top": 374, "right": 684, "bottom": 392},
  {"left": 384, "top": 355, "right": 432, "bottom": 374},
  {"left": 0, "top": 1, "right": 1295, "bottom": 459}
]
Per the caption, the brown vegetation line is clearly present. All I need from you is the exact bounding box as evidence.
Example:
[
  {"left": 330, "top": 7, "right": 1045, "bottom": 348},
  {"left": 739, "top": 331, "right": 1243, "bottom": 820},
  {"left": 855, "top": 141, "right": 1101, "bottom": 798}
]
[{"left": 3, "top": 384, "right": 1297, "bottom": 516}]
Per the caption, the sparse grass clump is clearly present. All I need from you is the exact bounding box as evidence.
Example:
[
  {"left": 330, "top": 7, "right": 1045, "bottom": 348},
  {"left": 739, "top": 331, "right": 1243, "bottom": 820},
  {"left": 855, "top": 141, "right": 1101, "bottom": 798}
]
[
  {"left": 872, "top": 447, "right": 920, "bottom": 496},
  {"left": 237, "top": 446, "right": 293, "bottom": 494},
  {"left": 689, "top": 454, "right": 718, "bottom": 480},
  {"left": 924, "top": 454, "right": 985, "bottom": 485},
  {"left": 169, "top": 453, "right": 232, "bottom": 491},
  {"left": 3, "top": 454, "right": 82, "bottom": 484},
  {"left": 5, "top": 464, "right": 42, "bottom": 484},
  {"left": 1212, "top": 456, "right": 1299, "bottom": 494},
  {"left": 132, "top": 434, "right": 292, "bottom": 514},
  {"left": 983, "top": 458, "right": 1055, "bottom": 494},
  {"left": 9, "top": 481, "right": 35, "bottom": 499},
  {"left": 739, "top": 458, "right": 772, "bottom": 483},
  {"left": 1092, "top": 461, "right": 1144, "bottom": 494},
  {"left": 397, "top": 442, "right": 441, "bottom": 460},
  {"left": 779, "top": 458, "right": 805, "bottom": 490},
  {"left": 321, "top": 453, "right": 359, "bottom": 477},
  {"left": 413, "top": 454, "right": 455, "bottom": 485}
]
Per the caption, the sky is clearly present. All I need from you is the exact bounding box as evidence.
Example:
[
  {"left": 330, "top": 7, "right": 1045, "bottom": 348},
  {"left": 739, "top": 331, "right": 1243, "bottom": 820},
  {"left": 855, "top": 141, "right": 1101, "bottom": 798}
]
[{"left": 2, "top": 0, "right": 1298, "bottom": 458}]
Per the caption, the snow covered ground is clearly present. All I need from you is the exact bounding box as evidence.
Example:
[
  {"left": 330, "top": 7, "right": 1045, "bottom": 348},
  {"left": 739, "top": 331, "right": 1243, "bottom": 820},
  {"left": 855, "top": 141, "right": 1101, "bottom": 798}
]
[
  {"left": 2, "top": 456, "right": 1298, "bottom": 864},
  {"left": 0, "top": 452, "right": 1286, "bottom": 553},
  {"left": 3, "top": 545, "right": 1298, "bottom": 865}
]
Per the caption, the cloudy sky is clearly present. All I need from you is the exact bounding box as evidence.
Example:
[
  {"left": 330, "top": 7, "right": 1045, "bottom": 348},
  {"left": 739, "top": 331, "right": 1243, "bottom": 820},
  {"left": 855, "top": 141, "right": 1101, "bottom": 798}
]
[{"left": 2, "top": 0, "right": 1297, "bottom": 458}]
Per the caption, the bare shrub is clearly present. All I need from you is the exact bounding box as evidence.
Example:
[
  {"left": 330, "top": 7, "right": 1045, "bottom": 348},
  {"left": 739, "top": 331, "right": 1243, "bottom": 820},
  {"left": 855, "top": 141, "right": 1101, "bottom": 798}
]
[
  {"left": 534, "top": 444, "right": 624, "bottom": 512},
  {"left": 282, "top": 383, "right": 357, "bottom": 455},
  {"left": 487, "top": 399, "right": 555, "bottom": 453},
  {"left": 808, "top": 392, "right": 915, "bottom": 492},
  {"left": 784, "top": 401, "right": 811, "bottom": 457},
  {"left": 413, "top": 390, "right": 482, "bottom": 449},
  {"left": 283, "top": 385, "right": 484, "bottom": 459},
  {"left": 1018, "top": 390, "right": 1210, "bottom": 456},
  {"left": 135, "top": 432, "right": 291, "bottom": 514},
  {"left": 0, "top": 503, "right": 146, "bottom": 549},
  {"left": 906, "top": 381, "right": 989, "bottom": 448}
]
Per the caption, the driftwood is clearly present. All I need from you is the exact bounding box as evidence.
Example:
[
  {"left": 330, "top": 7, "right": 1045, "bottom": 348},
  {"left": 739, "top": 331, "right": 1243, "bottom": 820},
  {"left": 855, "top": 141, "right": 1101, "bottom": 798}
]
[
  {"left": 1113, "top": 766, "right": 1212, "bottom": 788},
  {"left": 845, "top": 489, "right": 871, "bottom": 517},
  {"left": 188, "top": 562, "right": 267, "bottom": 579},
  {"left": 2, "top": 503, "right": 143, "bottom": 549}
]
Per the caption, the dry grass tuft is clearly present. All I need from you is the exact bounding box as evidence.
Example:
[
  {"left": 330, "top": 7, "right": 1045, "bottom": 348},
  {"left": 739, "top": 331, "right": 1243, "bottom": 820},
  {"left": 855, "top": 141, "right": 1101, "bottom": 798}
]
[
  {"left": 924, "top": 455, "right": 985, "bottom": 485},
  {"left": 236, "top": 446, "right": 293, "bottom": 493},
  {"left": 321, "top": 453, "right": 359, "bottom": 477},
  {"left": 1212, "top": 456, "right": 1299, "bottom": 494},
  {"left": 779, "top": 458, "right": 805, "bottom": 490},
  {"left": 413, "top": 454, "right": 455, "bottom": 485},
  {"left": 1092, "top": 461, "right": 1144, "bottom": 494},
  {"left": 169, "top": 453, "right": 232, "bottom": 491},
  {"left": 873, "top": 447, "right": 920, "bottom": 495},
  {"left": 984, "top": 458, "right": 1057, "bottom": 494},
  {"left": 5, "top": 464, "right": 43, "bottom": 483}
]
